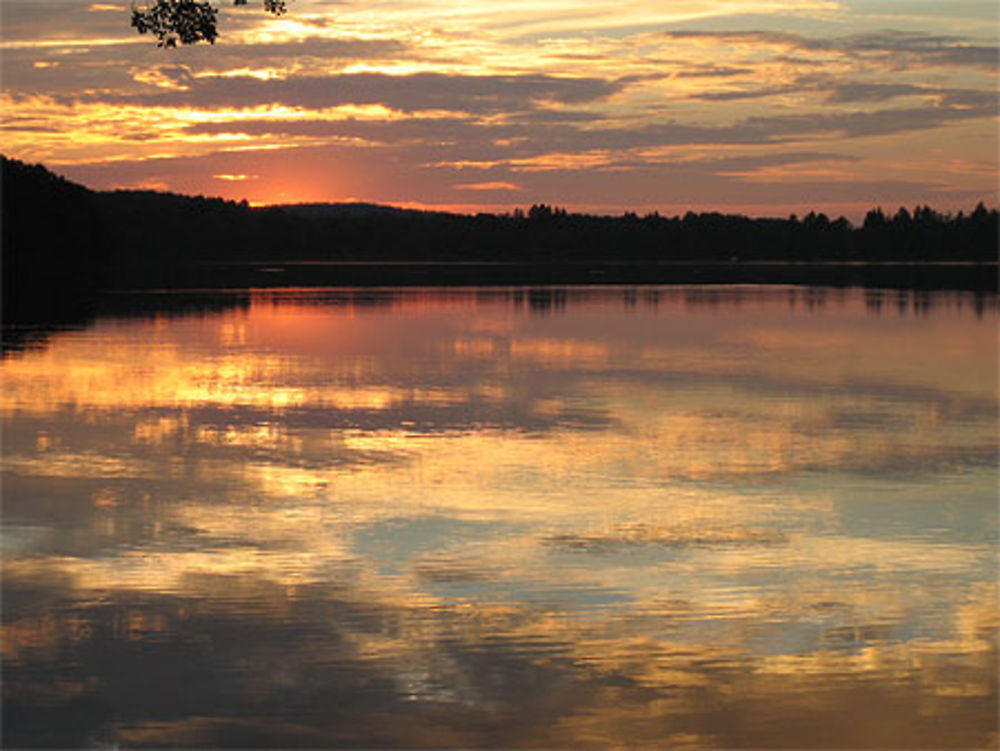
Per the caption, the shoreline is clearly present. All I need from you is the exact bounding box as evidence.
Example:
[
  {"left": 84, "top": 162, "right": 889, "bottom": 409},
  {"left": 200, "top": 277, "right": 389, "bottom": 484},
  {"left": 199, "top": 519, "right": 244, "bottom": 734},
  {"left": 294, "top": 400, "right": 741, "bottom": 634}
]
[
  {"left": 5, "top": 275, "right": 995, "bottom": 353},
  {"left": 174, "top": 260, "right": 999, "bottom": 292}
]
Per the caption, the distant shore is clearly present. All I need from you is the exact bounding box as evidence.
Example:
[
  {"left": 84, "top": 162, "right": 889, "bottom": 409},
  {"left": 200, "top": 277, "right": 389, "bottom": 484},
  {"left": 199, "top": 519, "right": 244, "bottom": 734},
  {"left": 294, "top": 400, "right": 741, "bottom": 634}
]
[{"left": 5, "top": 156, "right": 998, "bottom": 330}]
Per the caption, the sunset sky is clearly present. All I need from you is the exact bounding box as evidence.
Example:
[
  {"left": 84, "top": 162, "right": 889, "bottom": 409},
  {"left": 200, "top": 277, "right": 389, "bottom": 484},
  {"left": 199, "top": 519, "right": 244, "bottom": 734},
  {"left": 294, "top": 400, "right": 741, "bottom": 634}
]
[{"left": 2, "top": 0, "right": 997, "bottom": 216}]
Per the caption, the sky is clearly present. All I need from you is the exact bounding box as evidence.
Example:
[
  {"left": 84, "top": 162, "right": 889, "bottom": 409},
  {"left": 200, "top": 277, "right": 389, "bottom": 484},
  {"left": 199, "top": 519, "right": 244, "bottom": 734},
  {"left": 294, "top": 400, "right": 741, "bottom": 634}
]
[{"left": 1, "top": 0, "right": 997, "bottom": 217}]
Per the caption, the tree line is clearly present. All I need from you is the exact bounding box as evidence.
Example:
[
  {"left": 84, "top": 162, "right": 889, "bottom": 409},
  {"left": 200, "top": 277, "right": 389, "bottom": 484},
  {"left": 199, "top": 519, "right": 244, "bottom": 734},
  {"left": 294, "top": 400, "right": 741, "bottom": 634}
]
[{"left": 3, "top": 156, "right": 997, "bottom": 321}]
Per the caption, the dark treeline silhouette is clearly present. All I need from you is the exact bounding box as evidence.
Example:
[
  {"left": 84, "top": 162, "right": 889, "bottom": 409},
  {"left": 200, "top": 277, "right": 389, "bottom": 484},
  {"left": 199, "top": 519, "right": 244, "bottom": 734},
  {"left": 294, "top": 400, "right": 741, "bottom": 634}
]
[
  {"left": 3, "top": 156, "right": 997, "bottom": 324},
  {"left": 2, "top": 159, "right": 110, "bottom": 323},
  {"left": 243, "top": 200, "right": 998, "bottom": 265}
]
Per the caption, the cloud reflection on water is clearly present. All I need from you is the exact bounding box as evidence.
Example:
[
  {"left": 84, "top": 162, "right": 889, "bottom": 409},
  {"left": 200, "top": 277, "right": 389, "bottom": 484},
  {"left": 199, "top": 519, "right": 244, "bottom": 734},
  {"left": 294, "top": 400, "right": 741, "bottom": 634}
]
[{"left": 2, "top": 286, "right": 997, "bottom": 747}]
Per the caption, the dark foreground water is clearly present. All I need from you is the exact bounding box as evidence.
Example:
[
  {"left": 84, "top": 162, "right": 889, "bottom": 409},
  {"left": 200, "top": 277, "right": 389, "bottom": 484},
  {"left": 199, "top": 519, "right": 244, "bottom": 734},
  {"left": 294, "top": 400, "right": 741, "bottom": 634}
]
[{"left": 2, "top": 286, "right": 997, "bottom": 748}]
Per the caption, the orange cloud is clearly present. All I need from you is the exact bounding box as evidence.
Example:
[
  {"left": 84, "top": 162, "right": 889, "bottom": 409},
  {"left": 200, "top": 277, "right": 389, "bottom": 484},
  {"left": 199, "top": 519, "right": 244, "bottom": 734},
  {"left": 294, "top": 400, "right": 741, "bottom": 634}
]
[{"left": 453, "top": 181, "right": 523, "bottom": 191}]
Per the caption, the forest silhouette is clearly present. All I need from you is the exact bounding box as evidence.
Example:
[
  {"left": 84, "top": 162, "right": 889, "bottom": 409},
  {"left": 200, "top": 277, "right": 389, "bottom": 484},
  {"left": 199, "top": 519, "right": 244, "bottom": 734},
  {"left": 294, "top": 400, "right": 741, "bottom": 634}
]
[{"left": 3, "top": 155, "right": 997, "bottom": 325}]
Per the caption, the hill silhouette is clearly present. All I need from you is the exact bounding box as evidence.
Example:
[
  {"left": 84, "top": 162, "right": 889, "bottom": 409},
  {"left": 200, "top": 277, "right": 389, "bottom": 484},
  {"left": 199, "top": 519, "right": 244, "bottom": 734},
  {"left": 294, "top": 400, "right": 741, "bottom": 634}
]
[{"left": 3, "top": 156, "right": 997, "bottom": 324}]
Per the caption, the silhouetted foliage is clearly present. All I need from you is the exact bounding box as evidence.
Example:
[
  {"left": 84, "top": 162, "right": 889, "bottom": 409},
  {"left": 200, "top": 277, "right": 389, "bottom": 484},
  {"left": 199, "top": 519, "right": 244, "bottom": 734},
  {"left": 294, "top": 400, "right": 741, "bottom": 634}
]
[
  {"left": 131, "top": 0, "right": 287, "bottom": 47},
  {"left": 2, "top": 158, "right": 109, "bottom": 322},
  {"left": 863, "top": 208, "right": 887, "bottom": 230}
]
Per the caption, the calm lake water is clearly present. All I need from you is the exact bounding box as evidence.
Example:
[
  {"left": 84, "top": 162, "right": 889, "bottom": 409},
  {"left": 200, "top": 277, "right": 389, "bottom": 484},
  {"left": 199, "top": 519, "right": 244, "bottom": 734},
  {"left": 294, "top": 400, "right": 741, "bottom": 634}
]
[{"left": 2, "top": 286, "right": 997, "bottom": 748}]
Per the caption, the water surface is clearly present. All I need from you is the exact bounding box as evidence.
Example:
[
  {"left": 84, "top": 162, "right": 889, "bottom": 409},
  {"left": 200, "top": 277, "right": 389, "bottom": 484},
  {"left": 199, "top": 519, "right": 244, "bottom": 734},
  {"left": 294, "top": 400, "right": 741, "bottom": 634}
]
[{"left": 2, "top": 286, "right": 997, "bottom": 748}]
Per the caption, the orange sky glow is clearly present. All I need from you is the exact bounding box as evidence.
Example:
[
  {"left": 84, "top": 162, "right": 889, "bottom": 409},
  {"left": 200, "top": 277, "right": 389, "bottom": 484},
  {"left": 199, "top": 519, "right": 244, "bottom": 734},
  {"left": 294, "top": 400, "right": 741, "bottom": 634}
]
[{"left": 1, "top": 0, "right": 997, "bottom": 218}]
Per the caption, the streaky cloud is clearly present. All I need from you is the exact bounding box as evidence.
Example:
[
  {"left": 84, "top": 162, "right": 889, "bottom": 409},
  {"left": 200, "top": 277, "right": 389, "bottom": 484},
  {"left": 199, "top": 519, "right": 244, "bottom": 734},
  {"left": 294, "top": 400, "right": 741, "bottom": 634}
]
[
  {"left": 662, "top": 28, "right": 999, "bottom": 71},
  {"left": 87, "top": 72, "right": 627, "bottom": 114}
]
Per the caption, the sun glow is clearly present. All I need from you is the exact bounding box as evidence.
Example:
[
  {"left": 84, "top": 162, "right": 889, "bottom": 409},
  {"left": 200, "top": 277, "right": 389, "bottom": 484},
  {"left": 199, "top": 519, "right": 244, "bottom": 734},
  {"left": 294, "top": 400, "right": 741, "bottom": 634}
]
[{"left": 1, "top": 0, "right": 995, "bottom": 212}]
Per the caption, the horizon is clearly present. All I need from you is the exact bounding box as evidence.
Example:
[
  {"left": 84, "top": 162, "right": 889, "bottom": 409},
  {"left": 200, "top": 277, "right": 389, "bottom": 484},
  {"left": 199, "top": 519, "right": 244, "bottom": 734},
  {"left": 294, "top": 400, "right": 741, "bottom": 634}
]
[
  {"left": 12, "top": 153, "right": 997, "bottom": 225},
  {"left": 1, "top": 1, "right": 997, "bottom": 220}
]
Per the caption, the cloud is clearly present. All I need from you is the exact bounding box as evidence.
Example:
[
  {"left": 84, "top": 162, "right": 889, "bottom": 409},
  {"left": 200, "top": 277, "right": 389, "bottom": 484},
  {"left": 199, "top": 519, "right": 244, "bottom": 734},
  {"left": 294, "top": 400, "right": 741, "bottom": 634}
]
[
  {"left": 2, "top": 0, "right": 993, "bottom": 212},
  {"left": 0, "top": 0, "right": 134, "bottom": 43},
  {"left": 178, "top": 89, "right": 992, "bottom": 150},
  {"left": 738, "top": 102, "right": 995, "bottom": 141},
  {"left": 662, "top": 29, "right": 999, "bottom": 71},
  {"left": 674, "top": 65, "right": 756, "bottom": 78},
  {"left": 88, "top": 72, "right": 627, "bottom": 114},
  {"left": 0, "top": 36, "right": 416, "bottom": 107},
  {"left": 200, "top": 35, "right": 413, "bottom": 63},
  {"left": 695, "top": 76, "right": 991, "bottom": 107},
  {"left": 823, "top": 82, "right": 935, "bottom": 103},
  {"left": 59, "top": 137, "right": 979, "bottom": 214},
  {"left": 454, "top": 181, "right": 523, "bottom": 191}
]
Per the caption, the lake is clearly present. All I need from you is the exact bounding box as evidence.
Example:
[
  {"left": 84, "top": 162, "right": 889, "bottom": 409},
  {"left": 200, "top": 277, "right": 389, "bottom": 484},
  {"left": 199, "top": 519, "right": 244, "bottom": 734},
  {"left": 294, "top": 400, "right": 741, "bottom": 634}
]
[{"left": 2, "top": 285, "right": 997, "bottom": 748}]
